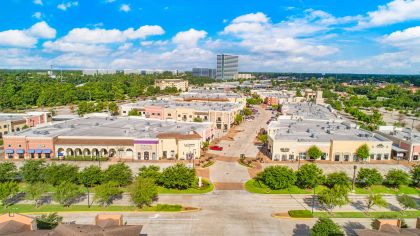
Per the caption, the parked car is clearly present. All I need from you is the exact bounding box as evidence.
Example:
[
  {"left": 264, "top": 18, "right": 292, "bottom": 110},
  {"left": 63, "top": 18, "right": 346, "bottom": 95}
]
[{"left": 209, "top": 146, "right": 223, "bottom": 151}]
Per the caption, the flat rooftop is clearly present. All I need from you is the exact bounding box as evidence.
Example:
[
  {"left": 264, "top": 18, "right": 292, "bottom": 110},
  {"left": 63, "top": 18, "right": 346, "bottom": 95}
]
[
  {"left": 180, "top": 90, "right": 243, "bottom": 99},
  {"left": 0, "top": 114, "right": 27, "bottom": 122},
  {"left": 281, "top": 103, "right": 340, "bottom": 121},
  {"left": 380, "top": 128, "right": 420, "bottom": 143},
  {"left": 122, "top": 100, "right": 242, "bottom": 111},
  {"left": 9, "top": 116, "right": 211, "bottom": 139},
  {"left": 269, "top": 119, "right": 389, "bottom": 142}
]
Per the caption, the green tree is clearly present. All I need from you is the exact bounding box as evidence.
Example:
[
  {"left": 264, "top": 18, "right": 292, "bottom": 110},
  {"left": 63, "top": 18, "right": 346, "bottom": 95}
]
[
  {"left": 93, "top": 181, "right": 123, "bottom": 206},
  {"left": 138, "top": 165, "right": 161, "bottom": 181},
  {"left": 36, "top": 213, "right": 63, "bottom": 230},
  {"left": 397, "top": 194, "right": 417, "bottom": 215},
  {"left": 307, "top": 145, "right": 323, "bottom": 160},
  {"left": 78, "top": 165, "right": 103, "bottom": 188},
  {"left": 0, "top": 162, "right": 18, "bottom": 182},
  {"left": 318, "top": 185, "right": 350, "bottom": 214},
  {"left": 20, "top": 160, "right": 47, "bottom": 183},
  {"left": 257, "top": 134, "right": 268, "bottom": 144},
  {"left": 356, "top": 144, "right": 370, "bottom": 161},
  {"left": 410, "top": 165, "right": 420, "bottom": 187},
  {"left": 366, "top": 193, "right": 388, "bottom": 213},
  {"left": 103, "top": 162, "right": 133, "bottom": 186},
  {"left": 356, "top": 168, "right": 383, "bottom": 188},
  {"left": 296, "top": 90, "right": 303, "bottom": 97},
  {"left": 26, "top": 182, "right": 49, "bottom": 208},
  {"left": 310, "top": 218, "right": 344, "bottom": 236},
  {"left": 243, "top": 108, "right": 253, "bottom": 116},
  {"left": 0, "top": 181, "right": 19, "bottom": 208},
  {"left": 234, "top": 113, "right": 244, "bottom": 125},
  {"left": 324, "top": 172, "right": 351, "bottom": 189},
  {"left": 128, "top": 109, "right": 141, "bottom": 116},
  {"left": 193, "top": 117, "right": 203, "bottom": 122},
  {"left": 129, "top": 177, "right": 158, "bottom": 208},
  {"left": 296, "top": 164, "right": 324, "bottom": 189},
  {"left": 384, "top": 169, "right": 410, "bottom": 188},
  {"left": 44, "top": 163, "right": 79, "bottom": 186},
  {"left": 256, "top": 166, "right": 296, "bottom": 190},
  {"left": 159, "top": 163, "right": 195, "bottom": 190},
  {"left": 53, "top": 181, "right": 82, "bottom": 207}
]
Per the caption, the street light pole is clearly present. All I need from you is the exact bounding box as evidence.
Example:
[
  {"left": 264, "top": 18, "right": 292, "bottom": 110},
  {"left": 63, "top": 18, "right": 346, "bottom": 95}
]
[{"left": 352, "top": 165, "right": 357, "bottom": 192}]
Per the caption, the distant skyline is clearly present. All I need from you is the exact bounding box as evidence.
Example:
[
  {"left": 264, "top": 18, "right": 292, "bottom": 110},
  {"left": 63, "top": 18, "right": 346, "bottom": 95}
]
[{"left": 0, "top": 0, "right": 420, "bottom": 74}]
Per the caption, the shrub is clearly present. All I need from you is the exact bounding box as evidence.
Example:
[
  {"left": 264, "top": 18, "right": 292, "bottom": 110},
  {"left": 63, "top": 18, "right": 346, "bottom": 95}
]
[
  {"left": 410, "top": 165, "right": 420, "bottom": 187},
  {"left": 356, "top": 168, "right": 383, "bottom": 188},
  {"left": 129, "top": 177, "right": 158, "bottom": 208},
  {"left": 78, "top": 165, "right": 103, "bottom": 187},
  {"left": 20, "top": 160, "right": 47, "bottom": 183},
  {"left": 0, "top": 162, "right": 18, "bottom": 182},
  {"left": 155, "top": 204, "right": 182, "bottom": 211},
  {"left": 36, "top": 213, "right": 63, "bottom": 229},
  {"left": 384, "top": 169, "right": 410, "bottom": 188},
  {"left": 324, "top": 172, "right": 351, "bottom": 189},
  {"left": 159, "top": 163, "right": 195, "bottom": 190},
  {"left": 103, "top": 162, "right": 133, "bottom": 186},
  {"left": 307, "top": 145, "right": 323, "bottom": 160},
  {"left": 256, "top": 166, "right": 296, "bottom": 190},
  {"left": 296, "top": 164, "right": 324, "bottom": 189},
  {"left": 311, "top": 218, "right": 344, "bottom": 236},
  {"left": 356, "top": 144, "right": 370, "bottom": 160},
  {"left": 288, "top": 210, "right": 313, "bottom": 218},
  {"left": 53, "top": 181, "right": 82, "bottom": 207},
  {"left": 138, "top": 165, "right": 161, "bottom": 181},
  {"left": 93, "top": 181, "right": 123, "bottom": 206},
  {"left": 60, "top": 156, "right": 109, "bottom": 161},
  {"left": 44, "top": 163, "right": 79, "bottom": 186}
]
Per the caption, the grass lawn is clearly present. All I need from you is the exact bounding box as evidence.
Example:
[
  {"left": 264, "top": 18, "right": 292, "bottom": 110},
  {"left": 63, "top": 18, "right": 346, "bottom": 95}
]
[
  {"left": 0, "top": 204, "right": 184, "bottom": 214},
  {"left": 313, "top": 211, "right": 420, "bottom": 218},
  {"left": 245, "top": 179, "right": 327, "bottom": 194},
  {"left": 355, "top": 185, "right": 420, "bottom": 195}
]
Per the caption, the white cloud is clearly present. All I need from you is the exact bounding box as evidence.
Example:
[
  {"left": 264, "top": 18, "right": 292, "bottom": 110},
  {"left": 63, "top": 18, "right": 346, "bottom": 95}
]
[
  {"left": 140, "top": 40, "right": 168, "bottom": 47},
  {"left": 222, "top": 12, "right": 338, "bottom": 57},
  {"left": 58, "top": 25, "right": 164, "bottom": 44},
  {"left": 172, "top": 28, "right": 207, "bottom": 47},
  {"left": 382, "top": 26, "right": 420, "bottom": 49},
  {"left": 120, "top": 4, "right": 130, "bottom": 12},
  {"left": 43, "top": 41, "right": 110, "bottom": 55},
  {"left": 105, "top": 0, "right": 116, "bottom": 3},
  {"left": 28, "top": 21, "right": 56, "bottom": 39},
  {"left": 356, "top": 0, "right": 420, "bottom": 29},
  {"left": 0, "top": 22, "right": 56, "bottom": 48},
  {"left": 33, "top": 0, "right": 43, "bottom": 5},
  {"left": 232, "top": 12, "right": 269, "bottom": 23},
  {"left": 33, "top": 12, "right": 42, "bottom": 20},
  {"left": 57, "top": 1, "right": 79, "bottom": 11}
]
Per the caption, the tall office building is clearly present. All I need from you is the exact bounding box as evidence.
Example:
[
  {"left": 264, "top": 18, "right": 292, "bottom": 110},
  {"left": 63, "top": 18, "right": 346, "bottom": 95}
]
[
  {"left": 216, "top": 54, "right": 239, "bottom": 80},
  {"left": 192, "top": 68, "right": 216, "bottom": 78}
]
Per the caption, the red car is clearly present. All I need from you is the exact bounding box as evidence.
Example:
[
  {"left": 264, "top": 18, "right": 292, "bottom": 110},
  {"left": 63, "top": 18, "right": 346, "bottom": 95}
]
[{"left": 209, "top": 145, "right": 223, "bottom": 151}]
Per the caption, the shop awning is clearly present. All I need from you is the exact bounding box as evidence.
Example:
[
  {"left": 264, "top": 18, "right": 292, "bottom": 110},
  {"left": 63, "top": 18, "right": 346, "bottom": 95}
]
[
  {"left": 28, "top": 149, "right": 35, "bottom": 154},
  {"left": 5, "top": 149, "right": 14, "bottom": 154},
  {"left": 35, "top": 149, "right": 43, "bottom": 154},
  {"left": 43, "top": 149, "right": 52, "bottom": 154},
  {"left": 391, "top": 145, "right": 407, "bottom": 152},
  {"left": 16, "top": 149, "right": 25, "bottom": 154}
]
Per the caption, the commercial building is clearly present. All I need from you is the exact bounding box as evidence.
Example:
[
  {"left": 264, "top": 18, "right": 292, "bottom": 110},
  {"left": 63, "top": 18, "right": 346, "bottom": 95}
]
[
  {"left": 192, "top": 68, "right": 216, "bottom": 79},
  {"left": 216, "top": 54, "right": 239, "bottom": 80},
  {"left": 155, "top": 79, "right": 189, "bottom": 92},
  {"left": 120, "top": 100, "right": 245, "bottom": 130},
  {"left": 177, "top": 90, "right": 246, "bottom": 104},
  {"left": 253, "top": 89, "right": 323, "bottom": 106},
  {"left": 3, "top": 116, "right": 212, "bottom": 160},
  {"left": 267, "top": 103, "right": 392, "bottom": 162},
  {"left": 0, "top": 112, "right": 51, "bottom": 138},
  {"left": 234, "top": 73, "right": 255, "bottom": 80},
  {"left": 82, "top": 69, "right": 117, "bottom": 76},
  {"left": 377, "top": 126, "right": 420, "bottom": 161}
]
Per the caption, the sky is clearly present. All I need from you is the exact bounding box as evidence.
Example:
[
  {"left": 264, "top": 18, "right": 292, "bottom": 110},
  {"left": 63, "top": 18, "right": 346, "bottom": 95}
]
[{"left": 0, "top": 0, "right": 420, "bottom": 74}]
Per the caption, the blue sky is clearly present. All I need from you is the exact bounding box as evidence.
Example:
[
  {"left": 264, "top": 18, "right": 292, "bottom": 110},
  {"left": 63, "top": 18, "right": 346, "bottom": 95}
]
[{"left": 1, "top": 0, "right": 420, "bottom": 74}]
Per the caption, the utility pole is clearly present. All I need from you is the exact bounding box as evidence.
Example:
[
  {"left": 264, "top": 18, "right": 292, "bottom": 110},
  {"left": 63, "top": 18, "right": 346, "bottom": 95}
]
[{"left": 352, "top": 165, "right": 357, "bottom": 192}]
